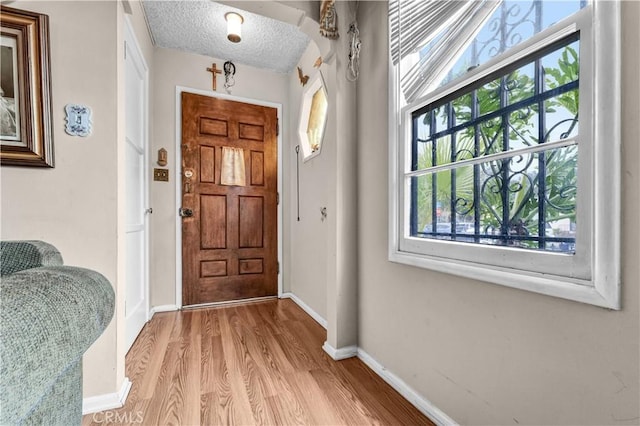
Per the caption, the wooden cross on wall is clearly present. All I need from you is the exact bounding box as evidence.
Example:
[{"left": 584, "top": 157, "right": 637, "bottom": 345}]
[{"left": 207, "top": 63, "right": 222, "bottom": 91}]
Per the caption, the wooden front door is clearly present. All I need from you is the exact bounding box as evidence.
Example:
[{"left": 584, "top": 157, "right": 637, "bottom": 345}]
[{"left": 181, "top": 92, "right": 278, "bottom": 306}]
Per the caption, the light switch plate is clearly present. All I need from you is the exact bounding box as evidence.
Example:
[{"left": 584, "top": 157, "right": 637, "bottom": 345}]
[
  {"left": 154, "top": 168, "right": 169, "bottom": 182},
  {"left": 64, "top": 104, "right": 92, "bottom": 137}
]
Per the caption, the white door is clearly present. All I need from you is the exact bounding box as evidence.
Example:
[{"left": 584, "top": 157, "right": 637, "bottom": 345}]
[{"left": 124, "top": 19, "right": 149, "bottom": 351}]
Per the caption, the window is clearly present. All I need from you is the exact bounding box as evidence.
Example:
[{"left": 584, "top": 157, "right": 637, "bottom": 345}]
[
  {"left": 298, "top": 72, "right": 329, "bottom": 161},
  {"left": 389, "top": 0, "right": 621, "bottom": 309},
  {"left": 412, "top": 34, "right": 579, "bottom": 252}
]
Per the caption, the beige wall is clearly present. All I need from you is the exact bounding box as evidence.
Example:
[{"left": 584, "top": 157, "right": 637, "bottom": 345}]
[
  {"left": 0, "top": 1, "right": 120, "bottom": 397},
  {"left": 149, "top": 47, "right": 289, "bottom": 307},
  {"left": 328, "top": 0, "right": 358, "bottom": 349},
  {"left": 286, "top": 0, "right": 359, "bottom": 351},
  {"left": 357, "top": 1, "right": 639, "bottom": 424},
  {"left": 287, "top": 41, "right": 329, "bottom": 319}
]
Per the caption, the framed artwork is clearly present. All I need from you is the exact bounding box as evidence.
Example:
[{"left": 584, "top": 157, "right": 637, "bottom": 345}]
[{"left": 0, "top": 6, "right": 54, "bottom": 167}]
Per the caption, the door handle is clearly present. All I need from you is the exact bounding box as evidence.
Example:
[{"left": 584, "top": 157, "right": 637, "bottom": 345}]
[{"left": 179, "top": 207, "right": 193, "bottom": 217}]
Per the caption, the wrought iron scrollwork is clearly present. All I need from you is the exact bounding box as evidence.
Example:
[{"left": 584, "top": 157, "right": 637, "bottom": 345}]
[{"left": 474, "top": 1, "right": 541, "bottom": 62}]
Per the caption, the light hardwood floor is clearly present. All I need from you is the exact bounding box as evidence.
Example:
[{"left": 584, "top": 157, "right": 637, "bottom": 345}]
[{"left": 82, "top": 299, "right": 434, "bottom": 425}]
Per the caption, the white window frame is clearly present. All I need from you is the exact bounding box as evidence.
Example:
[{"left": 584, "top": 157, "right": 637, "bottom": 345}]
[{"left": 388, "top": 1, "right": 621, "bottom": 309}]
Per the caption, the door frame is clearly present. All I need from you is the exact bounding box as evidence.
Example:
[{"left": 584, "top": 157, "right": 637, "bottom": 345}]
[
  {"left": 174, "top": 86, "right": 283, "bottom": 308},
  {"left": 124, "top": 16, "right": 151, "bottom": 340}
]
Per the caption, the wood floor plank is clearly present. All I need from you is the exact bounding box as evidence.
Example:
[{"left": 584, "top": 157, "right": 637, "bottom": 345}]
[
  {"left": 138, "top": 313, "right": 174, "bottom": 400},
  {"left": 264, "top": 387, "right": 314, "bottom": 426},
  {"left": 217, "top": 308, "right": 260, "bottom": 425},
  {"left": 271, "top": 320, "right": 319, "bottom": 371},
  {"left": 334, "top": 359, "right": 419, "bottom": 426},
  {"left": 230, "top": 307, "right": 282, "bottom": 425},
  {"left": 180, "top": 327, "right": 202, "bottom": 425},
  {"left": 339, "top": 357, "right": 433, "bottom": 425},
  {"left": 201, "top": 337, "right": 234, "bottom": 425},
  {"left": 252, "top": 320, "right": 296, "bottom": 374},
  {"left": 147, "top": 340, "right": 185, "bottom": 426},
  {"left": 288, "top": 370, "right": 344, "bottom": 425},
  {"left": 201, "top": 308, "right": 221, "bottom": 337},
  {"left": 199, "top": 392, "right": 218, "bottom": 426},
  {"left": 253, "top": 303, "right": 283, "bottom": 335},
  {"left": 83, "top": 299, "right": 435, "bottom": 426},
  {"left": 309, "top": 367, "right": 383, "bottom": 425}
]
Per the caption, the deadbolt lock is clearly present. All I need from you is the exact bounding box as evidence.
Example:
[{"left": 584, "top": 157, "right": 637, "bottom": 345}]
[{"left": 179, "top": 208, "right": 193, "bottom": 217}]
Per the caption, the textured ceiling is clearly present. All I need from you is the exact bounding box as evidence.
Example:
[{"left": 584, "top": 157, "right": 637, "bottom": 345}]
[{"left": 142, "top": 1, "right": 310, "bottom": 74}]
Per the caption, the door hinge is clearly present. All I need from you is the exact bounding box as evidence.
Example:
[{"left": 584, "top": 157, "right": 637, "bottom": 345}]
[
  {"left": 276, "top": 118, "right": 279, "bottom": 136},
  {"left": 277, "top": 261, "right": 280, "bottom": 274},
  {"left": 277, "top": 192, "right": 280, "bottom": 205}
]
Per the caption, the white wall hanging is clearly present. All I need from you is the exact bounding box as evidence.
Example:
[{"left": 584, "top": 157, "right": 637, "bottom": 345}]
[{"left": 64, "top": 104, "right": 92, "bottom": 137}]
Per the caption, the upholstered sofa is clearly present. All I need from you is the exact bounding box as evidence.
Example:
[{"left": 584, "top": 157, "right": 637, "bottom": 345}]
[{"left": 0, "top": 241, "right": 114, "bottom": 425}]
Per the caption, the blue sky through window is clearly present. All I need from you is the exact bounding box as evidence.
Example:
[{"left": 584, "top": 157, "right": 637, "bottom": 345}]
[{"left": 428, "top": 0, "right": 585, "bottom": 90}]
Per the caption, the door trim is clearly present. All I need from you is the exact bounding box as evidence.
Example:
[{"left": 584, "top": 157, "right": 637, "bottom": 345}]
[{"left": 174, "top": 86, "right": 283, "bottom": 308}]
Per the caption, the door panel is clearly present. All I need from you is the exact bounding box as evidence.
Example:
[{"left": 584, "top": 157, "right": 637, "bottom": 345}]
[
  {"left": 239, "top": 196, "right": 264, "bottom": 248},
  {"left": 250, "top": 152, "right": 265, "bottom": 185},
  {"left": 181, "top": 92, "right": 278, "bottom": 305},
  {"left": 200, "top": 195, "right": 227, "bottom": 249}
]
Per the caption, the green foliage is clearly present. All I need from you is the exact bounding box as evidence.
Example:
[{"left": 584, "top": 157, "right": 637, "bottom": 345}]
[{"left": 415, "top": 135, "right": 474, "bottom": 228}]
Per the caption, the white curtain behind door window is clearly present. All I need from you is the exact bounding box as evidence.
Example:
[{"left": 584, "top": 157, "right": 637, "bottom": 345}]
[{"left": 220, "top": 146, "right": 246, "bottom": 186}]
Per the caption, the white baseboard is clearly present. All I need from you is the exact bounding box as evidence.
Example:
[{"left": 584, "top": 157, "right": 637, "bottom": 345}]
[
  {"left": 357, "top": 349, "right": 458, "bottom": 426},
  {"left": 322, "top": 342, "right": 358, "bottom": 360},
  {"left": 280, "top": 292, "right": 327, "bottom": 329},
  {"left": 149, "top": 304, "right": 179, "bottom": 317},
  {"left": 82, "top": 377, "right": 132, "bottom": 415}
]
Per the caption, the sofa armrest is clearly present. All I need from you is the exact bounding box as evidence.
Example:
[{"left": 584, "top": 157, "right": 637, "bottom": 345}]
[
  {"left": 0, "top": 266, "right": 115, "bottom": 424},
  {"left": 0, "top": 241, "right": 64, "bottom": 276}
]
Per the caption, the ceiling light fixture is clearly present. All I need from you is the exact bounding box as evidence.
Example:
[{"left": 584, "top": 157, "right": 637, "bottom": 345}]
[{"left": 225, "top": 12, "right": 244, "bottom": 43}]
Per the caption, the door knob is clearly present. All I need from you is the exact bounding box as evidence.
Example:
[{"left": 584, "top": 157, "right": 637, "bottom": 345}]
[{"left": 179, "top": 207, "right": 193, "bottom": 217}]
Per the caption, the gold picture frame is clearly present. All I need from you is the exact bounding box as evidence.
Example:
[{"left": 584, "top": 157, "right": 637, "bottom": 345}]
[{"left": 0, "top": 6, "right": 54, "bottom": 167}]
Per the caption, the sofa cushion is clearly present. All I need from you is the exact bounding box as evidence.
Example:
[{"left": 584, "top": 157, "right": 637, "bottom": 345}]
[{"left": 0, "top": 266, "right": 114, "bottom": 424}]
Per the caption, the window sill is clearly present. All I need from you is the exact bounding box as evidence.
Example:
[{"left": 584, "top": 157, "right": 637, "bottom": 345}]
[{"left": 388, "top": 248, "right": 620, "bottom": 310}]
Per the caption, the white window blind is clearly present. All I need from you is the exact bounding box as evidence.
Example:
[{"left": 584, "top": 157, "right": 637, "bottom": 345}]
[
  {"left": 390, "top": 0, "right": 470, "bottom": 65},
  {"left": 398, "top": 1, "right": 501, "bottom": 103},
  {"left": 390, "top": 0, "right": 502, "bottom": 103}
]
